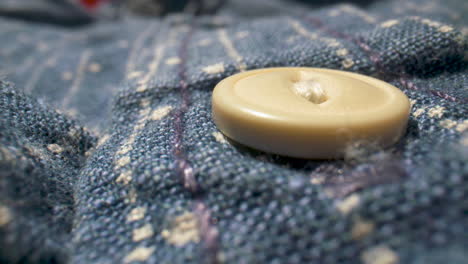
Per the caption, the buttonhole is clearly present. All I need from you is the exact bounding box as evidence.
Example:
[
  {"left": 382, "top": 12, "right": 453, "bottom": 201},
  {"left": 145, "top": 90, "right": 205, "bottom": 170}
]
[{"left": 292, "top": 79, "right": 328, "bottom": 104}]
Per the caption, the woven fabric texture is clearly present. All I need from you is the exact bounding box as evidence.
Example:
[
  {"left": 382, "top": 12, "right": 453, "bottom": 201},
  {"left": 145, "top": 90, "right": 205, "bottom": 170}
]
[{"left": 0, "top": 0, "right": 467, "bottom": 263}]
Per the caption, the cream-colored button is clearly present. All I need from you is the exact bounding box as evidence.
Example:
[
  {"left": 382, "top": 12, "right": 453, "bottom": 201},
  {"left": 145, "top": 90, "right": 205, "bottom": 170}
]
[{"left": 212, "top": 67, "right": 410, "bottom": 159}]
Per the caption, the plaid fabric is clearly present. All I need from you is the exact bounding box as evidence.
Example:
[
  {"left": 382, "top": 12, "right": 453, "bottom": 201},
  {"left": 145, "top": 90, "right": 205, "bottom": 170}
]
[{"left": 0, "top": 0, "right": 467, "bottom": 263}]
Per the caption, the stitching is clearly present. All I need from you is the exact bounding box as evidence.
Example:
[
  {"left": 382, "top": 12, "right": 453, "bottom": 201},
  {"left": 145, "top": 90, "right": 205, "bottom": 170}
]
[
  {"left": 173, "top": 23, "right": 220, "bottom": 264},
  {"left": 125, "top": 22, "right": 158, "bottom": 78},
  {"left": 24, "top": 35, "right": 77, "bottom": 93},
  {"left": 288, "top": 18, "right": 356, "bottom": 69},
  {"left": 217, "top": 28, "right": 247, "bottom": 72},
  {"left": 300, "top": 15, "right": 464, "bottom": 103},
  {"left": 62, "top": 49, "right": 92, "bottom": 108}
]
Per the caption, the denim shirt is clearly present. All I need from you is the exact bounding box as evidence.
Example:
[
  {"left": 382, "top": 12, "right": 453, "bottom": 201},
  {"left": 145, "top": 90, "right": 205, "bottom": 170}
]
[{"left": 0, "top": 0, "right": 467, "bottom": 263}]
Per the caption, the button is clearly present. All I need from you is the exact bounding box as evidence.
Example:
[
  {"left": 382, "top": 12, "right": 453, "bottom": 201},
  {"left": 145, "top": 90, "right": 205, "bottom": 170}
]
[{"left": 212, "top": 67, "right": 410, "bottom": 159}]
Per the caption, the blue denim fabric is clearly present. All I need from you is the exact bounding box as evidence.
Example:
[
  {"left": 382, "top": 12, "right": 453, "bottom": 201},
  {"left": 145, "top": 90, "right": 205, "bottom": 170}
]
[{"left": 0, "top": 0, "right": 467, "bottom": 263}]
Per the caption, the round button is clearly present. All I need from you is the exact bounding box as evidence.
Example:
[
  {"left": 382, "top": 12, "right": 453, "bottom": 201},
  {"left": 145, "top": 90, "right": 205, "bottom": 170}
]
[{"left": 212, "top": 67, "right": 410, "bottom": 159}]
